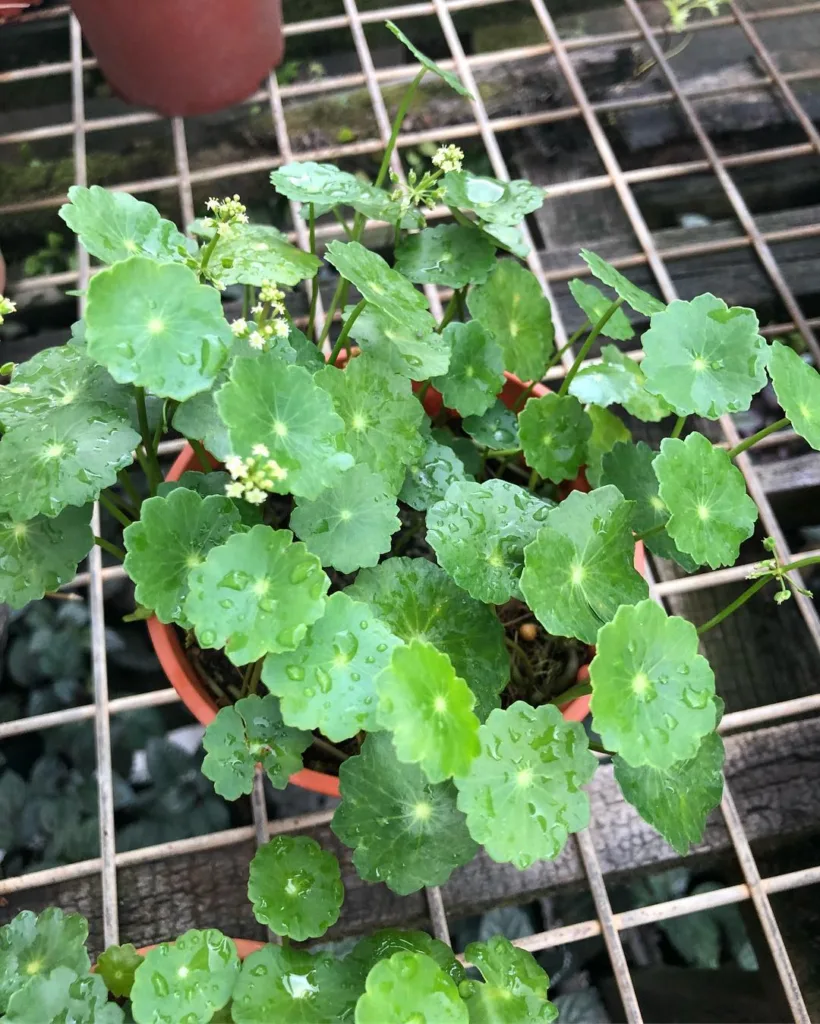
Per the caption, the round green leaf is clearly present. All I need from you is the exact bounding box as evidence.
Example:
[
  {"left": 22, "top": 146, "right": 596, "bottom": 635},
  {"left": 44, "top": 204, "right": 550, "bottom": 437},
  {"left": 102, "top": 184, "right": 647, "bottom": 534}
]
[
  {"left": 568, "top": 278, "right": 634, "bottom": 341},
  {"left": 86, "top": 257, "right": 231, "bottom": 402},
  {"left": 394, "top": 224, "right": 496, "bottom": 289},
  {"left": 59, "top": 185, "right": 192, "bottom": 265},
  {"left": 594, "top": 345, "right": 672, "bottom": 422},
  {"left": 427, "top": 479, "right": 552, "bottom": 604},
  {"left": 399, "top": 437, "right": 471, "bottom": 512},
  {"left": 291, "top": 464, "right": 400, "bottom": 572},
  {"left": 157, "top": 470, "right": 262, "bottom": 527},
  {"left": 173, "top": 388, "right": 231, "bottom": 462},
  {"left": 202, "top": 693, "right": 311, "bottom": 798},
  {"left": 433, "top": 427, "right": 483, "bottom": 476},
  {"left": 519, "top": 393, "right": 591, "bottom": 483},
  {"left": 316, "top": 356, "right": 425, "bottom": 492},
  {"left": 590, "top": 599, "right": 717, "bottom": 769},
  {"left": 263, "top": 592, "right": 401, "bottom": 742},
  {"left": 464, "top": 936, "right": 557, "bottom": 1024},
  {"left": 96, "top": 943, "right": 143, "bottom": 999},
  {"left": 347, "top": 930, "right": 465, "bottom": 987},
  {"left": 0, "top": 909, "right": 90, "bottom": 1013},
  {"left": 355, "top": 952, "right": 468, "bottom": 1024},
  {"left": 585, "top": 404, "right": 632, "bottom": 489},
  {"left": 462, "top": 399, "right": 519, "bottom": 451},
  {"left": 432, "top": 321, "right": 505, "bottom": 417},
  {"left": 442, "top": 171, "right": 545, "bottom": 226},
  {"left": 467, "top": 261, "right": 555, "bottom": 381},
  {"left": 768, "top": 341, "right": 820, "bottom": 450},
  {"left": 183, "top": 525, "right": 329, "bottom": 665},
  {"left": 344, "top": 303, "right": 448, "bottom": 381},
  {"left": 217, "top": 351, "right": 354, "bottom": 500},
  {"left": 653, "top": 432, "right": 757, "bottom": 569},
  {"left": 248, "top": 836, "right": 343, "bottom": 940},
  {"left": 579, "top": 249, "right": 666, "bottom": 317},
  {"left": 455, "top": 703, "right": 596, "bottom": 868},
  {"left": 197, "top": 222, "right": 320, "bottom": 287},
  {"left": 124, "top": 489, "right": 241, "bottom": 625},
  {"left": 347, "top": 558, "right": 508, "bottom": 722},
  {"left": 4, "top": 969, "right": 123, "bottom": 1024},
  {"left": 520, "top": 486, "right": 648, "bottom": 645},
  {"left": 641, "top": 294, "right": 768, "bottom": 418},
  {"left": 333, "top": 732, "right": 478, "bottom": 894},
  {"left": 130, "top": 929, "right": 239, "bottom": 1024},
  {"left": 0, "top": 506, "right": 92, "bottom": 610},
  {"left": 386, "top": 20, "right": 473, "bottom": 97},
  {"left": 377, "top": 640, "right": 480, "bottom": 782},
  {"left": 614, "top": 729, "right": 725, "bottom": 855},
  {"left": 325, "top": 241, "right": 429, "bottom": 323}
]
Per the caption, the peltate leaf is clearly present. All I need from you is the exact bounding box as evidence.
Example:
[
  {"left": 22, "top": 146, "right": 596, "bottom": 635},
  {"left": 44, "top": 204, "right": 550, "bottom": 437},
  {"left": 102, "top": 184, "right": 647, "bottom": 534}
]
[
  {"left": 0, "top": 909, "right": 90, "bottom": 1013},
  {"left": 325, "top": 241, "right": 429, "bottom": 324},
  {"left": 443, "top": 172, "right": 545, "bottom": 226},
  {"left": 585, "top": 404, "right": 632, "bottom": 489},
  {"left": 579, "top": 250, "right": 665, "bottom": 317},
  {"left": 386, "top": 21, "right": 473, "bottom": 97},
  {"left": 347, "top": 930, "right": 465, "bottom": 987},
  {"left": 263, "top": 591, "right": 401, "bottom": 741},
  {"left": 202, "top": 694, "right": 311, "bottom": 798},
  {"left": 519, "top": 393, "right": 591, "bottom": 483},
  {"left": 653, "top": 432, "right": 757, "bottom": 568},
  {"left": 520, "top": 486, "right": 648, "bottom": 645},
  {"left": 464, "top": 936, "right": 557, "bottom": 1024},
  {"left": 400, "top": 436, "right": 471, "bottom": 511},
  {"left": 183, "top": 525, "right": 329, "bottom": 665},
  {"left": 454, "top": 702, "right": 597, "bottom": 868},
  {"left": 590, "top": 599, "right": 717, "bottom": 769},
  {"left": 355, "top": 952, "right": 468, "bottom": 1024},
  {"left": 4, "top": 969, "right": 123, "bottom": 1024},
  {"left": 462, "top": 399, "right": 519, "bottom": 451},
  {"left": 394, "top": 224, "right": 496, "bottom": 289},
  {"left": 0, "top": 506, "right": 92, "bottom": 609},
  {"left": 96, "top": 943, "right": 143, "bottom": 999},
  {"left": 432, "top": 321, "right": 505, "bottom": 417},
  {"left": 333, "top": 732, "right": 478, "bottom": 894},
  {"left": 568, "top": 278, "right": 634, "bottom": 340},
  {"left": 85, "top": 257, "right": 231, "bottom": 402},
  {"left": 344, "top": 303, "right": 448, "bottom": 381},
  {"left": 248, "top": 836, "right": 343, "bottom": 940},
  {"left": 768, "top": 341, "right": 820, "bottom": 450},
  {"left": 193, "top": 222, "right": 320, "bottom": 287}
]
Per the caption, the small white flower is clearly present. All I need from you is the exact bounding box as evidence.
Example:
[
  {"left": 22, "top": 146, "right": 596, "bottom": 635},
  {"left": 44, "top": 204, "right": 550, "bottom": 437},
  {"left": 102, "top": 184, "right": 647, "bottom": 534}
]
[
  {"left": 245, "top": 487, "right": 267, "bottom": 505},
  {"left": 248, "top": 331, "right": 266, "bottom": 351},
  {"left": 225, "top": 481, "right": 245, "bottom": 499},
  {"left": 225, "top": 455, "right": 247, "bottom": 479},
  {"left": 231, "top": 318, "right": 248, "bottom": 336},
  {"left": 251, "top": 303, "right": 264, "bottom": 315},
  {"left": 0, "top": 295, "right": 16, "bottom": 324},
  {"left": 432, "top": 144, "right": 464, "bottom": 174},
  {"left": 271, "top": 318, "right": 290, "bottom": 340},
  {"left": 252, "top": 443, "right": 270, "bottom": 457},
  {"left": 206, "top": 197, "right": 219, "bottom": 211},
  {"left": 267, "top": 459, "right": 287, "bottom": 481}
]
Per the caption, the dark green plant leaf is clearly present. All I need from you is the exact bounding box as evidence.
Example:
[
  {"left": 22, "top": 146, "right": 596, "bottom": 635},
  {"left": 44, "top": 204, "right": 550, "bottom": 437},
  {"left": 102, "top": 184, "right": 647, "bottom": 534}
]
[
  {"left": 568, "top": 278, "right": 634, "bottom": 341},
  {"left": 202, "top": 694, "right": 311, "bottom": 798},
  {"left": 4, "top": 969, "right": 123, "bottom": 1024},
  {"left": 173, "top": 388, "right": 232, "bottom": 462},
  {"left": 344, "top": 303, "right": 448, "bottom": 381},
  {"left": 433, "top": 428, "right": 483, "bottom": 476},
  {"left": 520, "top": 486, "right": 647, "bottom": 645},
  {"left": 400, "top": 437, "right": 471, "bottom": 511},
  {"left": 194, "top": 222, "right": 320, "bottom": 286},
  {"left": 467, "top": 261, "right": 555, "bottom": 381},
  {"left": 443, "top": 172, "right": 545, "bottom": 226},
  {"left": 454, "top": 702, "right": 596, "bottom": 868},
  {"left": 653, "top": 432, "right": 757, "bottom": 568},
  {"left": 263, "top": 591, "right": 401, "bottom": 741},
  {"left": 347, "top": 557, "right": 508, "bottom": 721},
  {"left": 427, "top": 479, "right": 552, "bottom": 603},
  {"left": 480, "top": 221, "right": 529, "bottom": 258},
  {"left": 394, "top": 224, "right": 496, "bottom": 289},
  {"left": 333, "top": 732, "right": 478, "bottom": 894},
  {"left": 579, "top": 250, "right": 665, "bottom": 317},
  {"left": 590, "top": 599, "right": 717, "bottom": 768},
  {"left": 183, "top": 525, "right": 329, "bottom": 665},
  {"left": 96, "top": 944, "right": 143, "bottom": 999},
  {"left": 432, "top": 321, "right": 505, "bottom": 417},
  {"left": 123, "top": 489, "right": 241, "bottom": 625},
  {"left": 85, "top": 257, "right": 231, "bottom": 402},
  {"left": 0, "top": 506, "right": 93, "bottom": 609},
  {"left": 768, "top": 341, "right": 820, "bottom": 450},
  {"left": 519, "top": 393, "right": 591, "bottom": 483},
  {"left": 325, "top": 241, "right": 429, "bottom": 324},
  {"left": 641, "top": 295, "right": 768, "bottom": 418},
  {"left": 355, "top": 952, "right": 468, "bottom": 1024},
  {"left": 386, "top": 21, "right": 473, "bottom": 97},
  {"left": 462, "top": 399, "right": 519, "bottom": 451},
  {"left": 585, "top": 405, "right": 632, "bottom": 488},
  {"left": 157, "top": 470, "right": 262, "bottom": 528},
  {"left": 347, "top": 930, "right": 465, "bottom": 987},
  {"left": 464, "top": 936, "right": 557, "bottom": 1024},
  {"left": 0, "top": 909, "right": 90, "bottom": 1013},
  {"left": 248, "top": 836, "right": 343, "bottom": 940}
]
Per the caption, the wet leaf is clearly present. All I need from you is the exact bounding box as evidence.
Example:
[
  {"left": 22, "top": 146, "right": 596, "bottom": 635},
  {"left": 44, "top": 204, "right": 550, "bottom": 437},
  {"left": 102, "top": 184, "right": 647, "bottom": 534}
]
[
  {"left": 584, "top": 404, "right": 632, "bottom": 489},
  {"left": 325, "top": 241, "right": 429, "bottom": 324},
  {"left": 4, "top": 968, "right": 123, "bottom": 1024},
  {"left": 443, "top": 172, "right": 545, "bottom": 226},
  {"left": 355, "top": 952, "right": 468, "bottom": 1024},
  {"left": 519, "top": 393, "right": 591, "bottom": 483},
  {"left": 432, "top": 321, "right": 505, "bottom": 417},
  {"left": 344, "top": 303, "right": 448, "bottom": 381},
  {"left": 463, "top": 936, "right": 557, "bottom": 1023},
  {"left": 575, "top": 345, "right": 671, "bottom": 422},
  {"left": 386, "top": 21, "right": 473, "bottom": 97},
  {"left": 96, "top": 944, "right": 143, "bottom": 999},
  {"left": 568, "top": 278, "right": 634, "bottom": 340},
  {"left": 579, "top": 250, "right": 665, "bottom": 317},
  {"left": 157, "top": 470, "right": 262, "bottom": 528},
  {"left": 400, "top": 436, "right": 471, "bottom": 511},
  {"left": 462, "top": 399, "right": 519, "bottom": 451},
  {"left": 347, "top": 930, "right": 465, "bottom": 987},
  {"left": 394, "top": 224, "right": 496, "bottom": 289},
  {"left": 480, "top": 222, "right": 530, "bottom": 258},
  {"left": 192, "top": 222, "right": 320, "bottom": 287},
  {"left": 0, "top": 909, "right": 90, "bottom": 1013},
  {"left": 768, "top": 341, "right": 820, "bottom": 450}
]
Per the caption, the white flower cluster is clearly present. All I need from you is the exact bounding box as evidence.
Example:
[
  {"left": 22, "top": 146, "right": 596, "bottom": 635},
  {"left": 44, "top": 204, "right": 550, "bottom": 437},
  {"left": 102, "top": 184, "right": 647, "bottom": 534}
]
[
  {"left": 432, "top": 144, "right": 464, "bottom": 174},
  {"left": 200, "top": 194, "right": 249, "bottom": 235},
  {"left": 224, "top": 444, "right": 287, "bottom": 504},
  {"left": 0, "top": 296, "right": 16, "bottom": 325},
  {"left": 230, "top": 316, "right": 290, "bottom": 351}
]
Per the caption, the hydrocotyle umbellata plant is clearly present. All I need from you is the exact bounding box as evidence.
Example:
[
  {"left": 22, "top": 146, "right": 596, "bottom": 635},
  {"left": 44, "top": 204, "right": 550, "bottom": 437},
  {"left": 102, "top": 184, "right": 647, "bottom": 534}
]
[{"left": 1, "top": 21, "right": 819, "bottom": 901}]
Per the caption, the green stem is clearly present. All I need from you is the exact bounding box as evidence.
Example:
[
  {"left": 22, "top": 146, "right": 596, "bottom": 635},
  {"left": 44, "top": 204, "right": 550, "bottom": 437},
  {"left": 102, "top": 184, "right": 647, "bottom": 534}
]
[
  {"left": 241, "top": 659, "right": 264, "bottom": 698},
  {"left": 447, "top": 205, "right": 475, "bottom": 230},
  {"left": 102, "top": 487, "right": 137, "bottom": 520},
  {"left": 528, "top": 468, "right": 540, "bottom": 492},
  {"left": 190, "top": 439, "right": 213, "bottom": 473},
  {"left": 417, "top": 380, "right": 431, "bottom": 405},
  {"left": 311, "top": 734, "right": 348, "bottom": 762},
  {"left": 550, "top": 680, "right": 591, "bottom": 706},
  {"left": 505, "top": 636, "right": 536, "bottom": 682},
  {"left": 670, "top": 415, "right": 687, "bottom": 439},
  {"left": 118, "top": 469, "right": 142, "bottom": 511},
  {"left": 332, "top": 206, "right": 354, "bottom": 240},
  {"left": 242, "top": 285, "right": 252, "bottom": 320},
  {"left": 437, "top": 289, "right": 461, "bottom": 333},
  {"left": 635, "top": 522, "right": 666, "bottom": 542},
  {"left": 94, "top": 536, "right": 126, "bottom": 561},
  {"left": 99, "top": 491, "right": 132, "bottom": 529},
  {"left": 558, "top": 299, "right": 625, "bottom": 398},
  {"left": 135, "top": 388, "right": 161, "bottom": 494},
  {"left": 512, "top": 322, "right": 594, "bottom": 413},
  {"left": 490, "top": 447, "right": 522, "bottom": 458},
  {"left": 306, "top": 205, "right": 320, "bottom": 341},
  {"left": 318, "top": 275, "right": 349, "bottom": 346},
  {"left": 588, "top": 741, "right": 616, "bottom": 757},
  {"left": 199, "top": 232, "right": 220, "bottom": 278},
  {"left": 329, "top": 298, "right": 366, "bottom": 365},
  {"left": 393, "top": 218, "right": 402, "bottom": 250},
  {"left": 727, "top": 417, "right": 790, "bottom": 460},
  {"left": 374, "top": 68, "right": 426, "bottom": 189}
]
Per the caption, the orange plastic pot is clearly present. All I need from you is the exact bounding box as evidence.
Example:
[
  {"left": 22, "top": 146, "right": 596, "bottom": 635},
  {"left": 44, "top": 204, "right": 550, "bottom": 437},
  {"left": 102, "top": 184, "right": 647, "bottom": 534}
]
[
  {"left": 69, "top": 0, "right": 283, "bottom": 117},
  {"left": 148, "top": 371, "right": 643, "bottom": 796}
]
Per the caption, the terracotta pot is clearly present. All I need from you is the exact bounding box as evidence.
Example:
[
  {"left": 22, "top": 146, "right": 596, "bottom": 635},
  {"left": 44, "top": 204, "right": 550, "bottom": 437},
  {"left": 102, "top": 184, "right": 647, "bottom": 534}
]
[
  {"left": 148, "top": 371, "right": 643, "bottom": 797},
  {"left": 69, "top": 0, "right": 283, "bottom": 117}
]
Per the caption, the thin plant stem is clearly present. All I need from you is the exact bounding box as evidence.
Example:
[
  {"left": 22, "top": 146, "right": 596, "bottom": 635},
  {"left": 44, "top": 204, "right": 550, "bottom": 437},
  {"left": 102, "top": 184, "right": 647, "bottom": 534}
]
[
  {"left": 306, "top": 205, "right": 321, "bottom": 341},
  {"left": 242, "top": 285, "right": 252, "bottom": 320},
  {"left": 329, "top": 298, "right": 366, "bottom": 364},
  {"left": 198, "top": 233, "right": 220, "bottom": 278},
  {"left": 118, "top": 470, "right": 142, "bottom": 511},
  {"left": 98, "top": 491, "right": 132, "bottom": 529},
  {"left": 332, "top": 206, "right": 353, "bottom": 240},
  {"left": 588, "top": 741, "right": 616, "bottom": 757},
  {"left": 437, "top": 289, "right": 461, "bottom": 333},
  {"left": 311, "top": 734, "right": 348, "bottom": 762},
  {"left": 727, "top": 417, "right": 790, "bottom": 459},
  {"left": 241, "top": 659, "right": 264, "bottom": 698},
  {"left": 94, "top": 536, "right": 126, "bottom": 561},
  {"left": 635, "top": 522, "right": 666, "bottom": 542},
  {"left": 505, "top": 635, "right": 536, "bottom": 681},
  {"left": 190, "top": 439, "right": 213, "bottom": 473},
  {"left": 490, "top": 447, "right": 522, "bottom": 458},
  {"left": 101, "top": 487, "right": 137, "bottom": 520},
  {"left": 308, "top": 203, "right": 317, "bottom": 256},
  {"left": 135, "top": 388, "right": 161, "bottom": 494},
  {"left": 511, "top": 322, "right": 593, "bottom": 412},
  {"left": 670, "top": 415, "right": 687, "bottom": 439},
  {"left": 528, "top": 467, "right": 540, "bottom": 492},
  {"left": 558, "top": 298, "right": 625, "bottom": 398},
  {"left": 447, "top": 205, "right": 476, "bottom": 230},
  {"left": 393, "top": 218, "right": 402, "bottom": 250},
  {"left": 374, "top": 68, "right": 426, "bottom": 189},
  {"left": 550, "top": 680, "right": 591, "bottom": 706},
  {"left": 417, "top": 380, "right": 431, "bottom": 404},
  {"left": 318, "top": 275, "right": 348, "bottom": 346}
]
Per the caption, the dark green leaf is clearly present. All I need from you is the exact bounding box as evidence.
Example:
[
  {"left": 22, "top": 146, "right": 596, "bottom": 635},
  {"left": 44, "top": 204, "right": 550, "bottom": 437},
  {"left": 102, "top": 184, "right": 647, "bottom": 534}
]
[
  {"left": 400, "top": 436, "right": 471, "bottom": 511},
  {"left": 157, "top": 470, "right": 262, "bottom": 528},
  {"left": 432, "top": 321, "right": 505, "bottom": 417},
  {"left": 347, "top": 930, "right": 465, "bottom": 987},
  {"left": 464, "top": 936, "right": 557, "bottom": 1023},
  {"left": 0, "top": 506, "right": 93, "bottom": 609},
  {"left": 584, "top": 405, "right": 632, "bottom": 489},
  {"left": 579, "top": 250, "right": 665, "bottom": 317},
  {"left": 194, "top": 222, "right": 320, "bottom": 287},
  {"left": 519, "top": 393, "right": 591, "bottom": 484},
  {"left": 355, "top": 951, "right": 468, "bottom": 1024},
  {"left": 344, "top": 304, "right": 448, "bottom": 381},
  {"left": 386, "top": 21, "right": 473, "bottom": 97},
  {"left": 325, "top": 241, "right": 429, "bottom": 323},
  {"left": 4, "top": 969, "right": 123, "bottom": 1024},
  {"left": 96, "top": 944, "right": 143, "bottom": 999},
  {"left": 568, "top": 278, "right": 634, "bottom": 340},
  {"left": 395, "top": 224, "right": 496, "bottom": 289},
  {"left": 462, "top": 399, "right": 519, "bottom": 451}
]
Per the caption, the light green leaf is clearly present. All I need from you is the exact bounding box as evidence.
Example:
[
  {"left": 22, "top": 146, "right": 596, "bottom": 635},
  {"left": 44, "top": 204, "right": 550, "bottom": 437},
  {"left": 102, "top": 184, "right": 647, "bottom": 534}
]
[
  {"left": 462, "top": 399, "right": 519, "bottom": 451},
  {"left": 432, "top": 321, "right": 505, "bottom": 417},
  {"left": 464, "top": 936, "right": 557, "bottom": 1024},
  {"left": 96, "top": 943, "right": 143, "bottom": 999},
  {"left": 263, "top": 591, "right": 402, "bottom": 741},
  {"left": 193, "top": 222, "right": 320, "bottom": 287},
  {"left": 355, "top": 952, "right": 468, "bottom": 1024},
  {"left": 586, "top": 345, "right": 672, "bottom": 422},
  {"left": 316, "top": 356, "right": 425, "bottom": 492},
  {"left": 131, "top": 929, "right": 239, "bottom": 1024},
  {"left": 467, "top": 261, "right": 555, "bottom": 381},
  {"left": 520, "top": 486, "right": 647, "bottom": 645},
  {"left": 183, "top": 525, "right": 329, "bottom": 665},
  {"left": 768, "top": 341, "right": 820, "bottom": 450},
  {"left": 400, "top": 437, "right": 471, "bottom": 511},
  {"left": 157, "top": 470, "right": 262, "bottom": 527},
  {"left": 217, "top": 351, "right": 354, "bottom": 499},
  {"left": 347, "top": 931, "right": 465, "bottom": 987},
  {"left": 0, "top": 909, "right": 90, "bottom": 1013},
  {"left": 443, "top": 172, "right": 545, "bottom": 226},
  {"left": 585, "top": 404, "right": 632, "bottom": 489},
  {"left": 202, "top": 694, "right": 311, "bottom": 798},
  {"left": 519, "top": 393, "right": 591, "bottom": 483},
  {"left": 333, "top": 732, "right": 478, "bottom": 894},
  {"left": 59, "top": 185, "right": 192, "bottom": 265},
  {"left": 614, "top": 728, "right": 725, "bottom": 855},
  {"left": 85, "top": 256, "right": 231, "bottom": 402},
  {"left": 377, "top": 640, "right": 480, "bottom": 782},
  {"left": 653, "top": 432, "right": 757, "bottom": 568},
  {"left": 568, "top": 278, "right": 634, "bottom": 340},
  {"left": 454, "top": 702, "right": 597, "bottom": 868},
  {"left": 386, "top": 20, "right": 473, "bottom": 97},
  {"left": 579, "top": 249, "right": 665, "bottom": 317},
  {"left": 427, "top": 479, "right": 552, "bottom": 604},
  {"left": 641, "top": 294, "right": 768, "bottom": 418},
  {"left": 173, "top": 389, "right": 231, "bottom": 462},
  {"left": 433, "top": 428, "right": 483, "bottom": 476},
  {"left": 480, "top": 221, "right": 530, "bottom": 258},
  {"left": 347, "top": 558, "right": 508, "bottom": 722},
  {"left": 248, "top": 836, "right": 343, "bottom": 940},
  {"left": 345, "top": 303, "right": 448, "bottom": 381},
  {"left": 590, "top": 599, "right": 717, "bottom": 769},
  {"left": 600, "top": 440, "right": 699, "bottom": 570},
  {"left": 123, "top": 489, "right": 241, "bottom": 625},
  {"left": 394, "top": 224, "right": 496, "bottom": 289},
  {"left": 0, "top": 506, "right": 92, "bottom": 609},
  {"left": 4, "top": 969, "right": 123, "bottom": 1024},
  {"left": 325, "top": 241, "right": 429, "bottom": 324}
]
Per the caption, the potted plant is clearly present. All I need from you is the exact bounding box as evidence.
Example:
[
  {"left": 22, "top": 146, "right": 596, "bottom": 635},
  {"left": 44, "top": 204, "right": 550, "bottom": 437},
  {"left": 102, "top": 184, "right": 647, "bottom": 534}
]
[{"left": 1, "top": 22, "right": 819, "bottom": 894}]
